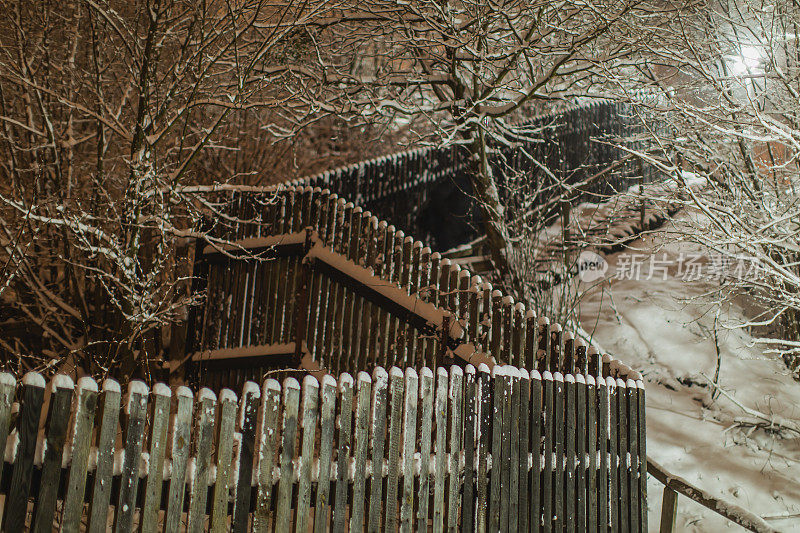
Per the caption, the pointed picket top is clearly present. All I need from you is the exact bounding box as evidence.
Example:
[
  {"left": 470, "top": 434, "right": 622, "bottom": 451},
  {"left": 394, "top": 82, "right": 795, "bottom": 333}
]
[
  {"left": 586, "top": 375, "right": 596, "bottom": 387},
  {"left": 530, "top": 369, "right": 542, "bottom": 381},
  {"left": 419, "top": 367, "right": 434, "bottom": 380},
  {"left": 575, "top": 374, "right": 586, "bottom": 385}
]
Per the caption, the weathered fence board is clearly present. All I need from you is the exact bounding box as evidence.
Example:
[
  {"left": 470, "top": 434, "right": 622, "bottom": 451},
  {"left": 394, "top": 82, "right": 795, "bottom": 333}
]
[{"left": 0, "top": 359, "right": 643, "bottom": 532}]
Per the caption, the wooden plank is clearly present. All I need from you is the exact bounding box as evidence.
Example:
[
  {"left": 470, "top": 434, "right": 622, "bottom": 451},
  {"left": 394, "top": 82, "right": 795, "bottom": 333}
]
[
  {"left": 550, "top": 325, "right": 563, "bottom": 374},
  {"left": 187, "top": 388, "right": 217, "bottom": 533},
  {"left": 211, "top": 389, "right": 238, "bottom": 532},
  {"left": 140, "top": 384, "right": 172, "bottom": 533},
  {"left": 115, "top": 381, "right": 149, "bottom": 532},
  {"left": 385, "top": 231, "right": 406, "bottom": 360},
  {"left": 617, "top": 378, "right": 630, "bottom": 532},
  {"left": 376, "top": 224, "right": 396, "bottom": 368},
  {"left": 499, "top": 368, "right": 513, "bottom": 533},
  {"left": 512, "top": 303, "right": 525, "bottom": 367},
  {"left": 314, "top": 376, "right": 338, "bottom": 533},
  {"left": 276, "top": 378, "right": 301, "bottom": 531},
  {"left": 331, "top": 202, "right": 355, "bottom": 374},
  {"left": 305, "top": 192, "right": 331, "bottom": 361},
  {"left": 488, "top": 366, "right": 503, "bottom": 532},
  {"left": 333, "top": 373, "right": 354, "bottom": 532},
  {"left": 565, "top": 374, "right": 577, "bottom": 533},
  {"left": 417, "top": 367, "right": 435, "bottom": 532},
  {"left": 432, "top": 367, "right": 449, "bottom": 533},
  {"left": 638, "top": 380, "right": 648, "bottom": 532},
  {"left": 394, "top": 236, "right": 413, "bottom": 365},
  {"left": 32, "top": 375, "right": 74, "bottom": 533},
  {"left": 576, "top": 374, "right": 588, "bottom": 531},
  {"left": 475, "top": 364, "right": 492, "bottom": 533},
  {"left": 447, "top": 366, "right": 464, "bottom": 532},
  {"left": 234, "top": 382, "right": 260, "bottom": 531},
  {"left": 297, "top": 376, "right": 320, "bottom": 533},
  {"left": 489, "top": 291, "right": 503, "bottom": 362},
  {"left": 400, "top": 368, "right": 419, "bottom": 533},
  {"left": 254, "top": 380, "right": 282, "bottom": 533},
  {"left": 659, "top": 487, "right": 678, "bottom": 533},
  {"left": 461, "top": 366, "right": 477, "bottom": 533},
  {"left": 0, "top": 373, "right": 14, "bottom": 503},
  {"left": 87, "top": 379, "right": 121, "bottom": 533},
  {"left": 530, "top": 370, "right": 543, "bottom": 533},
  {"left": 4, "top": 372, "right": 46, "bottom": 531},
  {"left": 538, "top": 318, "right": 550, "bottom": 371},
  {"left": 599, "top": 377, "right": 611, "bottom": 532},
  {"left": 627, "top": 379, "right": 640, "bottom": 533},
  {"left": 367, "top": 367, "right": 389, "bottom": 532},
  {"left": 312, "top": 195, "right": 339, "bottom": 365},
  {"left": 467, "top": 283, "right": 481, "bottom": 356},
  {"left": 542, "top": 371, "right": 555, "bottom": 532},
  {"left": 386, "top": 367, "right": 405, "bottom": 532},
  {"left": 518, "top": 367, "right": 531, "bottom": 533},
  {"left": 350, "top": 372, "right": 372, "bottom": 533},
  {"left": 501, "top": 297, "right": 513, "bottom": 363},
  {"left": 164, "top": 386, "right": 195, "bottom": 532},
  {"left": 339, "top": 206, "right": 362, "bottom": 372},
  {"left": 587, "top": 375, "right": 599, "bottom": 533},
  {"left": 404, "top": 241, "right": 424, "bottom": 365},
  {"left": 356, "top": 216, "right": 379, "bottom": 370},
  {"left": 61, "top": 377, "right": 99, "bottom": 533}
]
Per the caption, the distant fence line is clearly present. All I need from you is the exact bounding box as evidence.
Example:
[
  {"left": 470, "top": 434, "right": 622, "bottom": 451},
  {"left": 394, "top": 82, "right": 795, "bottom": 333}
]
[
  {"left": 0, "top": 361, "right": 645, "bottom": 531},
  {"left": 185, "top": 187, "right": 642, "bottom": 390},
  {"left": 286, "top": 99, "right": 660, "bottom": 250}
]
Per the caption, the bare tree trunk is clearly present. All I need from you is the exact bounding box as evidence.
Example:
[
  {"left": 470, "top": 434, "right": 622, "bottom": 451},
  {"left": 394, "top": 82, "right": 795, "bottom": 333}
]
[{"left": 467, "top": 130, "right": 521, "bottom": 296}]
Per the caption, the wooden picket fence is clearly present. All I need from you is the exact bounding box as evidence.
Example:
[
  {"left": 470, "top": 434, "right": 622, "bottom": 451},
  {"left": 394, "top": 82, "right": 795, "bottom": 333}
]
[
  {"left": 0, "top": 361, "right": 645, "bottom": 531},
  {"left": 183, "top": 188, "right": 642, "bottom": 391},
  {"left": 287, "top": 99, "right": 662, "bottom": 251}
]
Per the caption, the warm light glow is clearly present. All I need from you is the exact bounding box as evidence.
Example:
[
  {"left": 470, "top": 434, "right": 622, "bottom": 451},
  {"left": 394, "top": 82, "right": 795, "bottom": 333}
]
[{"left": 729, "top": 45, "right": 762, "bottom": 75}]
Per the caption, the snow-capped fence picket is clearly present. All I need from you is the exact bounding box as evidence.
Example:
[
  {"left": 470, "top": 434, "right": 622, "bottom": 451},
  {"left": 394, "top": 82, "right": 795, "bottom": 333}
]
[{"left": 0, "top": 363, "right": 646, "bottom": 531}]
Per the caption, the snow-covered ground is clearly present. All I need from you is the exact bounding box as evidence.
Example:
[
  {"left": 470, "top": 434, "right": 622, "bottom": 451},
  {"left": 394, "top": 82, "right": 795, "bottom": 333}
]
[{"left": 578, "top": 212, "right": 800, "bottom": 531}]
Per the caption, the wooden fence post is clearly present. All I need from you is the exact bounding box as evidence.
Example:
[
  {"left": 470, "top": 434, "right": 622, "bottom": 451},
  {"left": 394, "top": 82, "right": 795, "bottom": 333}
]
[
  {"left": 660, "top": 487, "right": 678, "bottom": 533},
  {"left": 295, "top": 227, "right": 314, "bottom": 363},
  {"left": 4, "top": 372, "right": 45, "bottom": 532}
]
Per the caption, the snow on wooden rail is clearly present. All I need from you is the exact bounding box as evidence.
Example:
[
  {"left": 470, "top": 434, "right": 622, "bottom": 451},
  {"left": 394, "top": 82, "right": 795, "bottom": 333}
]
[{"left": 0, "top": 363, "right": 645, "bottom": 531}]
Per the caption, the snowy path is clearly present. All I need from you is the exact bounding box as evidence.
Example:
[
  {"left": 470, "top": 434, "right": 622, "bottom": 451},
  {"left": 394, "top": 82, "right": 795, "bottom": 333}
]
[{"left": 578, "top": 216, "right": 800, "bottom": 531}]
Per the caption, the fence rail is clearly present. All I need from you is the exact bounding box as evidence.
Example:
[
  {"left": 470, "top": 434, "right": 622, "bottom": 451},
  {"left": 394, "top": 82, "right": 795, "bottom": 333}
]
[{"left": 0, "top": 362, "right": 645, "bottom": 531}]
